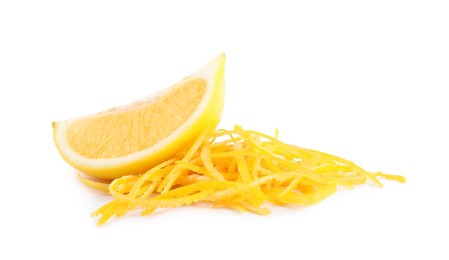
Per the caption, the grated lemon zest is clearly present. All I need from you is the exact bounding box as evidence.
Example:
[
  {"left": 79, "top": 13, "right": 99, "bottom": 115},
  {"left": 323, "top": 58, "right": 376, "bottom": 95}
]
[{"left": 83, "top": 125, "right": 405, "bottom": 225}]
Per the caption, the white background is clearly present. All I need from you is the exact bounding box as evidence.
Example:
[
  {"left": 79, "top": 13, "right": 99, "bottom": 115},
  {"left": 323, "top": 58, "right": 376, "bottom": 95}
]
[{"left": 1, "top": 0, "right": 448, "bottom": 259}]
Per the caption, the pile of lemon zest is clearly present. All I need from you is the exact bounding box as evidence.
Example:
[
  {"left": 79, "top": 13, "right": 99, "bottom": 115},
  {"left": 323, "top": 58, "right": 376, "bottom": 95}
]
[{"left": 90, "top": 125, "right": 406, "bottom": 225}]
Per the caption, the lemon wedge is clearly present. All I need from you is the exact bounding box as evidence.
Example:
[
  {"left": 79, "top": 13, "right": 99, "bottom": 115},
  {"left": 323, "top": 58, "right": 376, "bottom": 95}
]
[{"left": 53, "top": 54, "right": 225, "bottom": 179}]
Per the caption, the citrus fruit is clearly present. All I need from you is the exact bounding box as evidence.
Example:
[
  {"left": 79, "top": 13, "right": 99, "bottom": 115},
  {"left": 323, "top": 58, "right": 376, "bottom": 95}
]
[{"left": 53, "top": 54, "right": 225, "bottom": 180}]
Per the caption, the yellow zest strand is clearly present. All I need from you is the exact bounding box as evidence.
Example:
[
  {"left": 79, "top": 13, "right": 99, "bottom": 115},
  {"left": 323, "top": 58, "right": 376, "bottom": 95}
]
[
  {"left": 373, "top": 172, "right": 407, "bottom": 183},
  {"left": 236, "top": 155, "right": 251, "bottom": 184},
  {"left": 200, "top": 144, "right": 226, "bottom": 181},
  {"left": 249, "top": 156, "right": 261, "bottom": 180},
  {"left": 129, "top": 159, "right": 176, "bottom": 198},
  {"left": 87, "top": 125, "right": 406, "bottom": 225},
  {"left": 78, "top": 174, "right": 110, "bottom": 193},
  {"left": 176, "top": 161, "right": 208, "bottom": 175},
  {"left": 279, "top": 176, "right": 302, "bottom": 198},
  {"left": 157, "top": 129, "right": 210, "bottom": 193}
]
